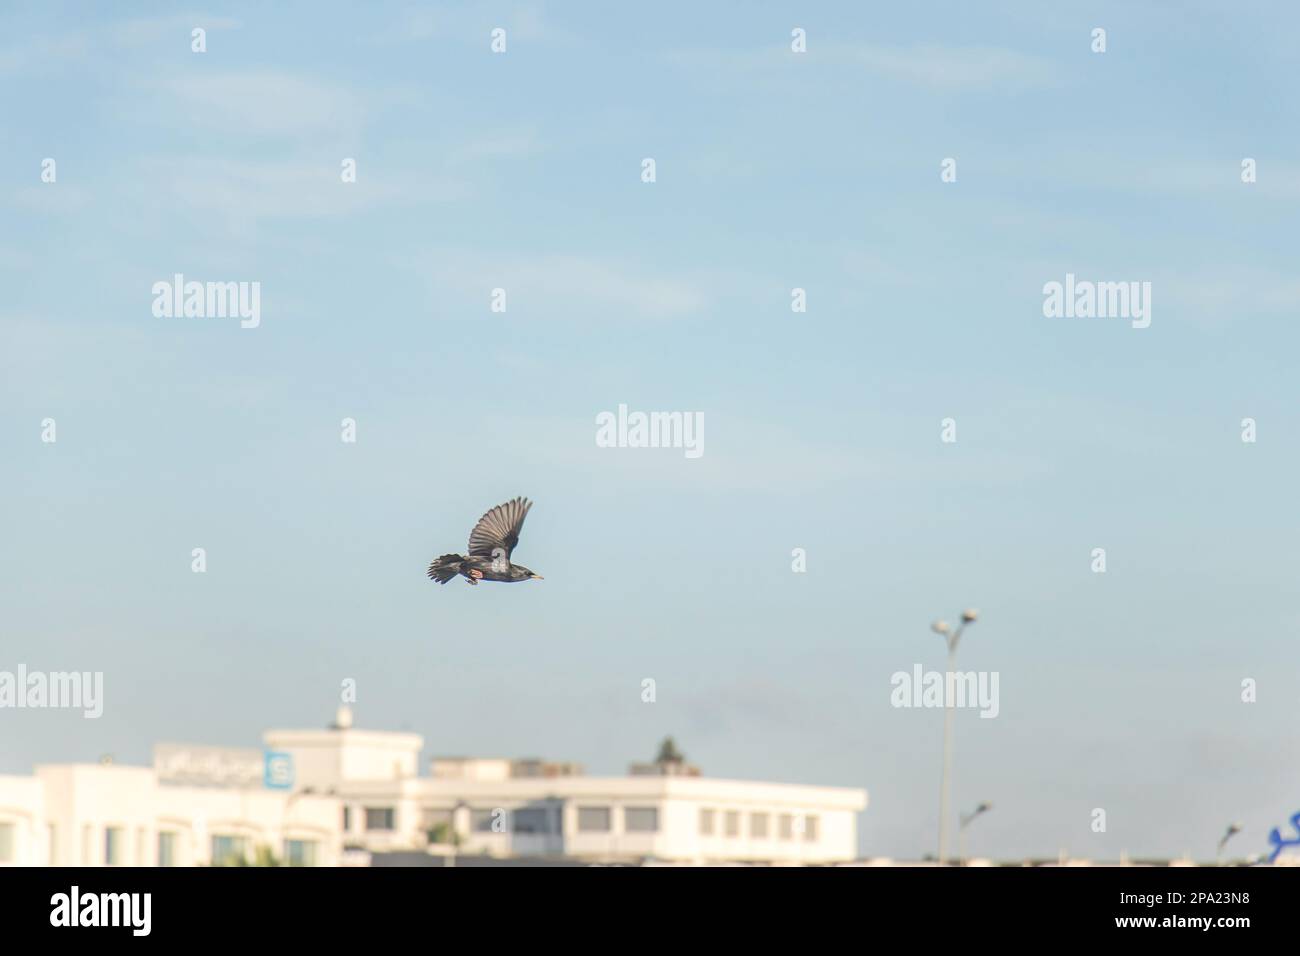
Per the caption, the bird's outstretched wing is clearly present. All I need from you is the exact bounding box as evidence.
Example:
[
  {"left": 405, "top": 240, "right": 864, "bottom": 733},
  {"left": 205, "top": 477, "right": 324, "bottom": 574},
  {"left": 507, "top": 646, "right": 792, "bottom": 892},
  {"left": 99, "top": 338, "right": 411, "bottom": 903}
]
[{"left": 467, "top": 497, "right": 532, "bottom": 559}]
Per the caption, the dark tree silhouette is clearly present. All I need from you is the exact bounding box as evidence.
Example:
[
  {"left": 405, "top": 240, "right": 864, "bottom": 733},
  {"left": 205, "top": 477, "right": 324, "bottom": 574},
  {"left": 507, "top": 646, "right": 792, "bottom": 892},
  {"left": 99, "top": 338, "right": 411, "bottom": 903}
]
[{"left": 656, "top": 736, "right": 684, "bottom": 765}]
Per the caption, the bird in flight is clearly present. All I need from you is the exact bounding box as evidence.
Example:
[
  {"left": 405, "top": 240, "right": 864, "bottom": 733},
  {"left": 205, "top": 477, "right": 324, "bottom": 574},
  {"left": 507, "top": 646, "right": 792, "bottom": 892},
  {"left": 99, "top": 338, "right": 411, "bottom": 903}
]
[{"left": 427, "top": 497, "right": 544, "bottom": 586}]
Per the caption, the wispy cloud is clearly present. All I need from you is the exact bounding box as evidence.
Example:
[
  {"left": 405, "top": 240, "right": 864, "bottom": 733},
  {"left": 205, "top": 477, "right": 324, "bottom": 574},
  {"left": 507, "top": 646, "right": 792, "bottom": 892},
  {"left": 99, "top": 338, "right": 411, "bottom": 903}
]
[
  {"left": 0, "top": 33, "right": 88, "bottom": 74},
  {"left": 669, "top": 41, "right": 1054, "bottom": 92},
  {"left": 0, "top": 15, "right": 238, "bottom": 73},
  {"left": 373, "top": 2, "right": 576, "bottom": 46},
  {"left": 445, "top": 129, "right": 545, "bottom": 166},
  {"left": 132, "top": 156, "right": 467, "bottom": 225},
  {"left": 147, "top": 70, "right": 368, "bottom": 139},
  {"left": 998, "top": 149, "right": 1300, "bottom": 202},
  {"left": 461, "top": 412, "right": 878, "bottom": 494},
  {"left": 9, "top": 184, "right": 91, "bottom": 215},
  {"left": 1133, "top": 159, "right": 1300, "bottom": 201},
  {"left": 840, "top": 43, "right": 1054, "bottom": 91},
  {"left": 110, "top": 14, "right": 240, "bottom": 47},
  {"left": 1160, "top": 265, "right": 1300, "bottom": 321},
  {"left": 420, "top": 250, "right": 709, "bottom": 321}
]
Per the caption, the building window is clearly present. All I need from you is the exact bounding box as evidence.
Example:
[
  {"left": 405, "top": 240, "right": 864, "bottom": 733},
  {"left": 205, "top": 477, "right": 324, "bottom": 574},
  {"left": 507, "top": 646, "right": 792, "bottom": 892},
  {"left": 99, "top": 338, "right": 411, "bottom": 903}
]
[
  {"left": 624, "top": 807, "right": 659, "bottom": 833},
  {"left": 512, "top": 808, "right": 550, "bottom": 834},
  {"left": 699, "top": 808, "right": 715, "bottom": 836},
  {"left": 158, "top": 832, "right": 177, "bottom": 867},
  {"left": 211, "top": 834, "right": 249, "bottom": 866},
  {"left": 0, "top": 823, "right": 14, "bottom": 863},
  {"left": 342, "top": 806, "right": 351, "bottom": 831},
  {"left": 724, "top": 810, "right": 740, "bottom": 837},
  {"left": 365, "top": 807, "right": 395, "bottom": 831},
  {"left": 803, "top": 815, "right": 819, "bottom": 842},
  {"left": 284, "top": 839, "right": 319, "bottom": 866},
  {"left": 750, "top": 813, "right": 770, "bottom": 838},
  {"left": 471, "top": 808, "right": 503, "bottom": 833},
  {"left": 779, "top": 814, "right": 794, "bottom": 840},
  {"left": 577, "top": 807, "right": 611, "bottom": 832},
  {"left": 104, "top": 827, "right": 125, "bottom": 865}
]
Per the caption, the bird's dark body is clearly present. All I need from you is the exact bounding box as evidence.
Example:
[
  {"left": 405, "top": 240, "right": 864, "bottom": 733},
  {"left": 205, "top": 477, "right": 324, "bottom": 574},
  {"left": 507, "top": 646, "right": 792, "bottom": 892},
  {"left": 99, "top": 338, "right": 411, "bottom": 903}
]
[
  {"left": 427, "top": 497, "right": 543, "bottom": 586},
  {"left": 430, "top": 553, "right": 535, "bottom": 584}
]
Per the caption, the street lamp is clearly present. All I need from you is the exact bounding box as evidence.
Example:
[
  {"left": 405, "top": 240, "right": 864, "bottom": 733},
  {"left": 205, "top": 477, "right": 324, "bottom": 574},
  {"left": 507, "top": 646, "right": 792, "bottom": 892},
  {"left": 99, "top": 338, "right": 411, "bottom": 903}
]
[
  {"left": 447, "top": 800, "right": 469, "bottom": 868},
  {"left": 931, "top": 608, "right": 978, "bottom": 864},
  {"left": 1217, "top": 822, "right": 1243, "bottom": 865},
  {"left": 959, "top": 802, "right": 993, "bottom": 865}
]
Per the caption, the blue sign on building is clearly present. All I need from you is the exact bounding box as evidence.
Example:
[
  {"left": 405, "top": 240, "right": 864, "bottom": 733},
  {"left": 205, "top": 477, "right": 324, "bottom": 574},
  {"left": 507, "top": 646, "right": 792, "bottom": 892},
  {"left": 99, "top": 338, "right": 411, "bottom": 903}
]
[{"left": 263, "top": 750, "right": 294, "bottom": 790}]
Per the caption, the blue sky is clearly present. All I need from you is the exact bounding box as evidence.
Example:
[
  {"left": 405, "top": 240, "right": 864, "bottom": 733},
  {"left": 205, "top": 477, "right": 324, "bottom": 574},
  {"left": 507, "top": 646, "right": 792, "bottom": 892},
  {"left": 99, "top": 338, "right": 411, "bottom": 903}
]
[{"left": 2, "top": 1, "right": 1298, "bottom": 861}]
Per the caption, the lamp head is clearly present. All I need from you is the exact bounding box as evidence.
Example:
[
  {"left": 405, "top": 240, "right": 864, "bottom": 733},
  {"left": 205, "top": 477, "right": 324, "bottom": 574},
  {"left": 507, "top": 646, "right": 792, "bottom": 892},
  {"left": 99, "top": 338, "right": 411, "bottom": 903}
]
[
  {"left": 931, "top": 620, "right": 951, "bottom": 635},
  {"left": 961, "top": 609, "right": 979, "bottom": 624}
]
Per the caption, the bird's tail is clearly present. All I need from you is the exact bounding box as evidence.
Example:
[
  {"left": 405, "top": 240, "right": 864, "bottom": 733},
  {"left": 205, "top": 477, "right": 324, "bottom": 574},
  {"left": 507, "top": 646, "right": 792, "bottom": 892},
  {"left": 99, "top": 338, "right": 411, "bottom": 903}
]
[{"left": 427, "top": 554, "right": 464, "bottom": 585}]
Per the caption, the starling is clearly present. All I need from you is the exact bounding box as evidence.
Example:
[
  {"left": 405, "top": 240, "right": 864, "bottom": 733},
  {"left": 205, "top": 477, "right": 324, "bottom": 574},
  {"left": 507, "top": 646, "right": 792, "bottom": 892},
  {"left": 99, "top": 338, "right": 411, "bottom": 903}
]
[{"left": 427, "top": 497, "right": 544, "bottom": 586}]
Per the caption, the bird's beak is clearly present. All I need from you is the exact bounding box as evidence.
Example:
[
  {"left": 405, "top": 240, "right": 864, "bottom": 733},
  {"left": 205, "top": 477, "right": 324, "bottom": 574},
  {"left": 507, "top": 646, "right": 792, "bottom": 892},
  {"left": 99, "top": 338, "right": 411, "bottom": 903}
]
[{"left": 530, "top": 573, "right": 544, "bottom": 580}]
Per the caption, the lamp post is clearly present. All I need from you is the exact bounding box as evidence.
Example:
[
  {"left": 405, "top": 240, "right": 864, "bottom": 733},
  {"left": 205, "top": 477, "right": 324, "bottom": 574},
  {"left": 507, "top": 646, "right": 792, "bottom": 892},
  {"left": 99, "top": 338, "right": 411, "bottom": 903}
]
[
  {"left": 1216, "top": 822, "right": 1243, "bottom": 865},
  {"left": 959, "top": 802, "right": 993, "bottom": 865},
  {"left": 447, "top": 800, "right": 469, "bottom": 868},
  {"left": 932, "top": 608, "right": 978, "bottom": 864}
]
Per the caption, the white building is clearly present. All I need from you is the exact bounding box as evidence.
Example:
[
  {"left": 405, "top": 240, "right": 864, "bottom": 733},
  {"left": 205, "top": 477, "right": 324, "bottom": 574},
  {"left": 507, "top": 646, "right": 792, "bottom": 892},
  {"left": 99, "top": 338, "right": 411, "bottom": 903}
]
[
  {"left": 0, "top": 709, "right": 868, "bottom": 866},
  {"left": 275, "top": 710, "right": 866, "bottom": 864},
  {"left": 0, "top": 762, "right": 340, "bottom": 867}
]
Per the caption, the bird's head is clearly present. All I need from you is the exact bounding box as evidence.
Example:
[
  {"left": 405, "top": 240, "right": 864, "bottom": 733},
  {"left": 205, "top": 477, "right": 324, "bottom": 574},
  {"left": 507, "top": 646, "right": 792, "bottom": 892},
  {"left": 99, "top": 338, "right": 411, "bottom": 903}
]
[{"left": 514, "top": 566, "right": 544, "bottom": 581}]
